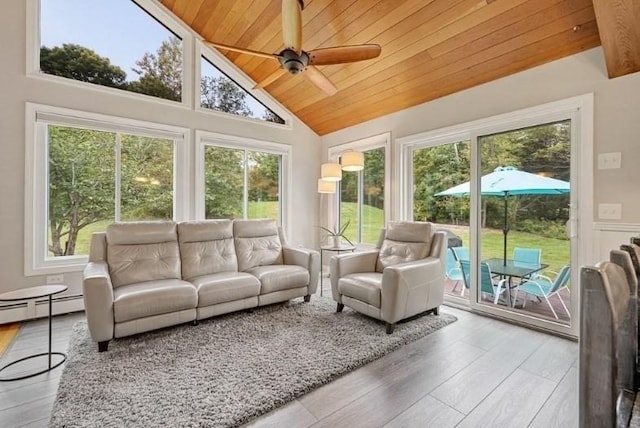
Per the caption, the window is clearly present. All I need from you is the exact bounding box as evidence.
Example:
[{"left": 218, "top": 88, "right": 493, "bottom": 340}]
[
  {"left": 197, "top": 133, "right": 289, "bottom": 226},
  {"left": 39, "top": 0, "right": 184, "bottom": 102},
  {"left": 200, "top": 56, "right": 285, "bottom": 124},
  {"left": 26, "top": 104, "right": 188, "bottom": 274},
  {"left": 329, "top": 134, "right": 390, "bottom": 246}
]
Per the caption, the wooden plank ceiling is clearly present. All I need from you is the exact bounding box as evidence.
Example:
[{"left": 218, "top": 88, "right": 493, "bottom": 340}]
[{"left": 162, "top": 0, "right": 602, "bottom": 135}]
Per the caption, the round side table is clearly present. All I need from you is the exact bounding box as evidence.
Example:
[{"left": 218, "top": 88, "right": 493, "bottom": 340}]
[
  {"left": 0, "top": 284, "right": 68, "bottom": 381},
  {"left": 319, "top": 244, "right": 356, "bottom": 296}
]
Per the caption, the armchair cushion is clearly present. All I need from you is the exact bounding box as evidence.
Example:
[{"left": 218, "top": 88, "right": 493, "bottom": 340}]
[
  {"left": 339, "top": 273, "right": 383, "bottom": 308},
  {"left": 376, "top": 222, "right": 433, "bottom": 272}
]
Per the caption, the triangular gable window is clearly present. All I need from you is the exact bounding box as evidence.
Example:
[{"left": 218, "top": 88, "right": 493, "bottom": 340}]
[{"left": 40, "top": 0, "right": 183, "bottom": 102}]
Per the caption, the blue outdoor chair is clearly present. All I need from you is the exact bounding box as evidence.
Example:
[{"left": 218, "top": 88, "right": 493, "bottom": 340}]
[
  {"left": 459, "top": 260, "right": 507, "bottom": 304},
  {"left": 446, "top": 248, "right": 464, "bottom": 295},
  {"left": 514, "top": 265, "right": 571, "bottom": 319},
  {"left": 513, "top": 247, "right": 542, "bottom": 282}
]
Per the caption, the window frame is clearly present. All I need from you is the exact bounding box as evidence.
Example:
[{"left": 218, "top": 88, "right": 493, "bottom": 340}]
[
  {"left": 25, "top": 102, "right": 190, "bottom": 275},
  {"left": 327, "top": 132, "right": 391, "bottom": 247},
  {"left": 195, "top": 130, "right": 291, "bottom": 231}
]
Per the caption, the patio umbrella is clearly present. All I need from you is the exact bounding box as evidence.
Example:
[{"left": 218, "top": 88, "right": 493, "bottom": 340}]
[{"left": 435, "top": 166, "right": 570, "bottom": 264}]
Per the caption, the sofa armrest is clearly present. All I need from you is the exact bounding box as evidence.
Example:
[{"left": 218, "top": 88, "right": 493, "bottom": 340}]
[
  {"left": 82, "top": 261, "right": 115, "bottom": 342},
  {"left": 381, "top": 257, "right": 445, "bottom": 324},
  {"left": 330, "top": 250, "right": 379, "bottom": 303},
  {"left": 283, "top": 246, "right": 320, "bottom": 294}
]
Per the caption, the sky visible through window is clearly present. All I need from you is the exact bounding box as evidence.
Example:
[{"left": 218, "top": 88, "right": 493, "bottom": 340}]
[{"left": 41, "top": 0, "right": 282, "bottom": 122}]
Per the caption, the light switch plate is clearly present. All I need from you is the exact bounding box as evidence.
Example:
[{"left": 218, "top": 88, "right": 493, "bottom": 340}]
[
  {"left": 598, "top": 203, "right": 622, "bottom": 220},
  {"left": 597, "top": 152, "right": 621, "bottom": 169}
]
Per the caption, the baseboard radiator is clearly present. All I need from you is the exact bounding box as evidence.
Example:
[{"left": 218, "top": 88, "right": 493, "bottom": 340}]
[{"left": 0, "top": 294, "right": 84, "bottom": 324}]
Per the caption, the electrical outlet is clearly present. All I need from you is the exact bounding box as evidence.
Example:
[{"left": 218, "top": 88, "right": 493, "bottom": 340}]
[
  {"left": 46, "top": 274, "right": 64, "bottom": 284},
  {"left": 597, "top": 152, "right": 622, "bottom": 169},
  {"left": 598, "top": 203, "right": 622, "bottom": 220}
]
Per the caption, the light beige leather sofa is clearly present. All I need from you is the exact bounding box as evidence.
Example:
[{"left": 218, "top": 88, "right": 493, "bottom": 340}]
[
  {"left": 83, "top": 219, "right": 319, "bottom": 351},
  {"left": 330, "top": 221, "right": 446, "bottom": 333}
]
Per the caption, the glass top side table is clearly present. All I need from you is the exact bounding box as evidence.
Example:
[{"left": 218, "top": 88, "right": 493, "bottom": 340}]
[{"left": 0, "top": 284, "right": 67, "bottom": 381}]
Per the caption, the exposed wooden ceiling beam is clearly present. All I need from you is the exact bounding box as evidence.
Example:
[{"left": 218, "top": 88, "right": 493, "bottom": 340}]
[{"left": 591, "top": 0, "right": 640, "bottom": 78}]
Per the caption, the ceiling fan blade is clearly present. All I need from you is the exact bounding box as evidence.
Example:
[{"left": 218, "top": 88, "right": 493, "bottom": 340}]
[
  {"left": 205, "top": 41, "right": 279, "bottom": 60},
  {"left": 253, "top": 67, "right": 288, "bottom": 89},
  {"left": 304, "top": 66, "right": 338, "bottom": 96},
  {"left": 282, "top": 0, "right": 302, "bottom": 53},
  {"left": 308, "top": 44, "right": 382, "bottom": 65}
]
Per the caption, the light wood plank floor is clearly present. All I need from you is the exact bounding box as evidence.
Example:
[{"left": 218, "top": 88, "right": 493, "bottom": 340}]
[{"left": 0, "top": 304, "right": 578, "bottom": 427}]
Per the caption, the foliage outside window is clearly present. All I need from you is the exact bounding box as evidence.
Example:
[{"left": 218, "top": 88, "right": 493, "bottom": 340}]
[
  {"left": 200, "top": 57, "right": 285, "bottom": 124},
  {"left": 339, "top": 147, "right": 385, "bottom": 245},
  {"left": 39, "top": 0, "right": 183, "bottom": 102},
  {"left": 46, "top": 124, "right": 174, "bottom": 258},
  {"left": 204, "top": 146, "right": 282, "bottom": 221}
]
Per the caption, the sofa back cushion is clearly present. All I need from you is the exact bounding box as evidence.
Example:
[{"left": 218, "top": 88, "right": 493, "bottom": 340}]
[
  {"left": 234, "top": 219, "right": 283, "bottom": 271},
  {"left": 376, "top": 221, "right": 433, "bottom": 272},
  {"left": 106, "top": 221, "right": 181, "bottom": 288},
  {"left": 178, "top": 220, "right": 238, "bottom": 280}
]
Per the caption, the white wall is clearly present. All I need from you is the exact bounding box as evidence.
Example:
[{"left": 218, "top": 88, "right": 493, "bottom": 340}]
[
  {"left": 322, "top": 47, "right": 640, "bottom": 257},
  {"left": 0, "top": 2, "right": 321, "bottom": 315}
]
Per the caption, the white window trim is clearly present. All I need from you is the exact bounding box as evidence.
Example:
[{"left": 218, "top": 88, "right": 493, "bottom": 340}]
[
  {"left": 196, "top": 43, "right": 293, "bottom": 129},
  {"left": 327, "top": 132, "right": 391, "bottom": 245},
  {"left": 25, "top": 102, "right": 190, "bottom": 276},
  {"left": 195, "top": 130, "right": 291, "bottom": 233},
  {"left": 396, "top": 93, "right": 594, "bottom": 338}
]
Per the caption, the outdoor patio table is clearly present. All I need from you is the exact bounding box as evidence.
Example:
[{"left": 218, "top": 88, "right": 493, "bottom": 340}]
[{"left": 483, "top": 258, "right": 548, "bottom": 307}]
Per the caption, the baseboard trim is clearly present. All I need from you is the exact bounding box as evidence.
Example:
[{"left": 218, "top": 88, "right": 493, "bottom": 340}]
[{"left": 0, "top": 294, "right": 85, "bottom": 323}]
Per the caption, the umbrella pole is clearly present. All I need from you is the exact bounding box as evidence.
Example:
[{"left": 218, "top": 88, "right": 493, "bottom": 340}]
[{"left": 503, "top": 194, "right": 508, "bottom": 265}]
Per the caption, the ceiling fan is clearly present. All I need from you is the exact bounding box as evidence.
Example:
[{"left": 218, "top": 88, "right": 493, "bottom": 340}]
[{"left": 204, "top": 0, "right": 382, "bottom": 96}]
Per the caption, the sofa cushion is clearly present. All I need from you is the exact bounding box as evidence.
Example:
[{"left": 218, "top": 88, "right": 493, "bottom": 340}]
[
  {"left": 339, "top": 273, "right": 383, "bottom": 308},
  {"left": 107, "top": 222, "right": 181, "bottom": 288},
  {"left": 245, "top": 265, "right": 309, "bottom": 294},
  {"left": 113, "top": 279, "right": 197, "bottom": 323},
  {"left": 178, "top": 220, "right": 238, "bottom": 280},
  {"left": 376, "top": 222, "right": 433, "bottom": 273},
  {"left": 234, "top": 219, "right": 283, "bottom": 271},
  {"left": 191, "top": 272, "right": 260, "bottom": 307}
]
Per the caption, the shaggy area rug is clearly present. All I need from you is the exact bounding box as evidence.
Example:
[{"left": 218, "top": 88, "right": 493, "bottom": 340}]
[{"left": 49, "top": 296, "right": 456, "bottom": 427}]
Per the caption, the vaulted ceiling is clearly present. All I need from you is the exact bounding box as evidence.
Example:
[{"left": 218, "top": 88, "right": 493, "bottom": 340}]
[{"left": 161, "top": 0, "right": 640, "bottom": 136}]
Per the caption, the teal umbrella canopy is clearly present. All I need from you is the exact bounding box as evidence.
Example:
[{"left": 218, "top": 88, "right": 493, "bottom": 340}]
[
  {"left": 435, "top": 166, "right": 570, "bottom": 264},
  {"left": 435, "top": 166, "right": 570, "bottom": 197}
]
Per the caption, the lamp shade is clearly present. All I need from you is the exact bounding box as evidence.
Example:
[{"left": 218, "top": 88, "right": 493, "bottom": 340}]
[
  {"left": 320, "top": 163, "right": 342, "bottom": 181},
  {"left": 341, "top": 151, "right": 364, "bottom": 171},
  {"left": 317, "top": 178, "right": 336, "bottom": 193}
]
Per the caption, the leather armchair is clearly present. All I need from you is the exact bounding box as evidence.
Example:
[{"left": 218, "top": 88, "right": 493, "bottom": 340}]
[{"left": 330, "top": 221, "right": 446, "bottom": 333}]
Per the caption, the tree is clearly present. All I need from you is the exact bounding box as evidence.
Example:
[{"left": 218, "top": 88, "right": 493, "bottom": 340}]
[
  {"left": 128, "top": 36, "right": 182, "bottom": 101},
  {"left": 40, "top": 44, "right": 127, "bottom": 88},
  {"left": 48, "top": 126, "right": 115, "bottom": 256},
  {"left": 201, "top": 75, "right": 252, "bottom": 116},
  {"left": 262, "top": 109, "right": 285, "bottom": 125}
]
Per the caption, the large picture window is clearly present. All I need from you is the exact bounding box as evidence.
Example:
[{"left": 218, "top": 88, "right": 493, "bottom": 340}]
[
  {"left": 39, "top": 0, "right": 184, "bottom": 102},
  {"left": 26, "top": 104, "right": 187, "bottom": 274},
  {"left": 197, "top": 133, "right": 289, "bottom": 226}
]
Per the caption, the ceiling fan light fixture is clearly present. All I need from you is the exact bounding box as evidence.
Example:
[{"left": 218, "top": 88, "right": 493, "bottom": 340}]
[
  {"left": 317, "top": 178, "right": 336, "bottom": 193},
  {"left": 321, "top": 163, "right": 342, "bottom": 181},
  {"left": 341, "top": 150, "right": 364, "bottom": 171}
]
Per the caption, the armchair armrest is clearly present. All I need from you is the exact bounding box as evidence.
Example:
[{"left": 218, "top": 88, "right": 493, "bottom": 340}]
[
  {"left": 283, "top": 246, "right": 320, "bottom": 294},
  {"left": 82, "top": 261, "right": 115, "bottom": 342},
  {"left": 381, "top": 257, "right": 445, "bottom": 324},
  {"left": 330, "top": 250, "right": 379, "bottom": 303}
]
